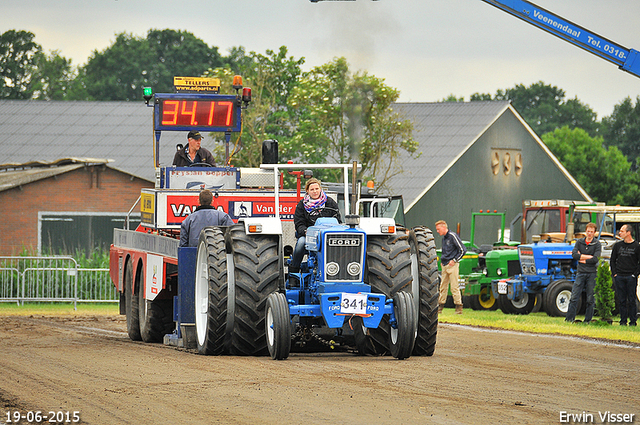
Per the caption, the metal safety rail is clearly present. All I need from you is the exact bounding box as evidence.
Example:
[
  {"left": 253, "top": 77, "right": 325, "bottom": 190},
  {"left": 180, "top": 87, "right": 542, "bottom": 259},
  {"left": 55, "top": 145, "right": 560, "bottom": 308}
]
[{"left": 0, "top": 256, "right": 118, "bottom": 308}]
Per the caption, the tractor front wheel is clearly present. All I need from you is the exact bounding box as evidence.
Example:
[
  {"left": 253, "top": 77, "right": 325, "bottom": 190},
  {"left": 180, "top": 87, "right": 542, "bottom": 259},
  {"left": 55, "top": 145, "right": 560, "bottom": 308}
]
[
  {"left": 498, "top": 293, "right": 536, "bottom": 315},
  {"left": 265, "top": 292, "right": 291, "bottom": 360},
  {"left": 469, "top": 285, "right": 497, "bottom": 311},
  {"left": 362, "top": 232, "right": 413, "bottom": 355},
  {"left": 544, "top": 280, "right": 581, "bottom": 317},
  {"left": 389, "top": 292, "right": 417, "bottom": 360}
]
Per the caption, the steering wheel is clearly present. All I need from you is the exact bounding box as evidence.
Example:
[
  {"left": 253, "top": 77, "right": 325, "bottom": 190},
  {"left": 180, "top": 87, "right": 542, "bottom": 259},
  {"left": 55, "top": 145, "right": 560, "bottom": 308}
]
[{"left": 188, "top": 162, "right": 213, "bottom": 167}]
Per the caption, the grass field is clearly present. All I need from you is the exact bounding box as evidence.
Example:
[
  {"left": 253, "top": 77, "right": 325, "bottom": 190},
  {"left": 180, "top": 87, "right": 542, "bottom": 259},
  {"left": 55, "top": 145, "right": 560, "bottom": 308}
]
[
  {"left": 439, "top": 308, "right": 640, "bottom": 344},
  {"left": 0, "top": 302, "right": 118, "bottom": 316},
  {"left": 1, "top": 302, "right": 638, "bottom": 344}
]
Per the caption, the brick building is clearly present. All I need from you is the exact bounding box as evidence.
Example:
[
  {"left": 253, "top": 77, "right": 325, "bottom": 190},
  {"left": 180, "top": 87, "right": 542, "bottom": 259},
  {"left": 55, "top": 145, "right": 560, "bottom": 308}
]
[
  {"left": 0, "top": 100, "right": 165, "bottom": 255},
  {"left": 0, "top": 159, "right": 151, "bottom": 255}
]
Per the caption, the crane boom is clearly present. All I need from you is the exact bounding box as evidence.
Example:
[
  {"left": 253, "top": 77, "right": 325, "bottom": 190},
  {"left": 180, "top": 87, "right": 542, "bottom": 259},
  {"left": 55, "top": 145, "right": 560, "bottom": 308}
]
[
  {"left": 309, "top": 0, "right": 640, "bottom": 78},
  {"left": 481, "top": 0, "right": 640, "bottom": 78}
]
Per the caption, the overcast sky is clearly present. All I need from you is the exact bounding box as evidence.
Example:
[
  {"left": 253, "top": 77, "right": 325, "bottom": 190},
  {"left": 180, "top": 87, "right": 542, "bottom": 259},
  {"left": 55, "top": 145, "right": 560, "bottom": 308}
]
[{"left": 4, "top": 0, "right": 640, "bottom": 118}]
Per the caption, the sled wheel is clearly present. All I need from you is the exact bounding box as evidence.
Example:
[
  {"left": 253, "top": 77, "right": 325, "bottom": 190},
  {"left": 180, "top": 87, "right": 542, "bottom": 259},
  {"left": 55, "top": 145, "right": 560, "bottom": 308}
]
[
  {"left": 124, "top": 257, "right": 141, "bottom": 341},
  {"left": 138, "top": 258, "right": 174, "bottom": 343}
]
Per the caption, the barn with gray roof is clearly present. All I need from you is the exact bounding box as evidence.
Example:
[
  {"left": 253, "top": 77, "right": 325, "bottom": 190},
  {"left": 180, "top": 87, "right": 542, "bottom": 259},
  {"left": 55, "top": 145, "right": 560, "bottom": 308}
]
[{"left": 387, "top": 101, "right": 591, "bottom": 244}]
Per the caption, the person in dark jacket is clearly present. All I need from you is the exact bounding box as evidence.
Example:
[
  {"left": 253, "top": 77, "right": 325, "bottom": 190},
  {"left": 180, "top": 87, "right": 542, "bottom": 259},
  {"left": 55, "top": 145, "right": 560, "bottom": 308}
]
[
  {"left": 290, "top": 178, "right": 341, "bottom": 273},
  {"left": 566, "top": 222, "right": 601, "bottom": 323},
  {"left": 179, "top": 189, "right": 233, "bottom": 247},
  {"left": 610, "top": 224, "right": 640, "bottom": 326},
  {"left": 173, "top": 130, "right": 216, "bottom": 167},
  {"left": 435, "top": 220, "right": 467, "bottom": 314}
]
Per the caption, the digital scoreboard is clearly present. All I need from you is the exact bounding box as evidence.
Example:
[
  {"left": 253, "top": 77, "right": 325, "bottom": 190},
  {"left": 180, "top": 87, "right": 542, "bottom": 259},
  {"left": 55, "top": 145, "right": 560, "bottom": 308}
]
[{"left": 154, "top": 93, "right": 241, "bottom": 133}]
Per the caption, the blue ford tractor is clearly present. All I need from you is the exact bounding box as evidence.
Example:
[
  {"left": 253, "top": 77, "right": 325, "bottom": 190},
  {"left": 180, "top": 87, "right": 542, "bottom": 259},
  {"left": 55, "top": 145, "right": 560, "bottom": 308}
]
[
  {"left": 193, "top": 163, "right": 440, "bottom": 360},
  {"left": 490, "top": 205, "right": 640, "bottom": 316},
  {"left": 491, "top": 242, "right": 579, "bottom": 316},
  {"left": 267, "top": 215, "right": 416, "bottom": 360}
]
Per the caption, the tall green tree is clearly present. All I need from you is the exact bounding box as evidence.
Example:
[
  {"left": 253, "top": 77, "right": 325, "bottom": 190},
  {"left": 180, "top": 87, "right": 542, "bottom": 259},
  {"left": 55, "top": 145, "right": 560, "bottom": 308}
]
[
  {"left": 144, "top": 29, "right": 224, "bottom": 94},
  {"left": 31, "top": 50, "right": 76, "bottom": 100},
  {"left": 81, "top": 32, "right": 151, "bottom": 100},
  {"left": 288, "top": 57, "right": 416, "bottom": 188},
  {"left": 80, "top": 29, "right": 224, "bottom": 100},
  {"left": 471, "top": 81, "right": 599, "bottom": 137},
  {"left": 602, "top": 96, "right": 640, "bottom": 169},
  {"left": 204, "top": 46, "right": 305, "bottom": 167},
  {"left": 0, "top": 30, "right": 41, "bottom": 99},
  {"left": 542, "top": 126, "right": 636, "bottom": 205}
]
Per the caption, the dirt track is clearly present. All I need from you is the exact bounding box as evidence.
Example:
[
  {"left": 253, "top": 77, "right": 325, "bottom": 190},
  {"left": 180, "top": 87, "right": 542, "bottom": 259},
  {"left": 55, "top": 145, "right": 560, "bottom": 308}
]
[{"left": 0, "top": 315, "right": 638, "bottom": 425}]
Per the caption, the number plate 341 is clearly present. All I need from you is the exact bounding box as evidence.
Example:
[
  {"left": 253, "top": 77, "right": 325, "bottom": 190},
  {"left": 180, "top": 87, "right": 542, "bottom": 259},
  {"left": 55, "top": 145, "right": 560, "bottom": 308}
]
[{"left": 340, "top": 293, "right": 367, "bottom": 314}]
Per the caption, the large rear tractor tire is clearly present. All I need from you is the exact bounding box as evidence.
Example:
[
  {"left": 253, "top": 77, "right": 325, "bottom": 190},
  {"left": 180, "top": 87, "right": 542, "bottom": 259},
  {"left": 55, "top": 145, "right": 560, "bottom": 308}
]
[
  {"left": 195, "top": 224, "right": 280, "bottom": 356},
  {"left": 124, "top": 258, "right": 141, "bottom": 341},
  {"left": 543, "top": 279, "right": 581, "bottom": 317},
  {"left": 265, "top": 292, "right": 291, "bottom": 360},
  {"left": 389, "top": 292, "right": 417, "bottom": 360},
  {"left": 407, "top": 226, "right": 439, "bottom": 356},
  {"left": 195, "top": 227, "right": 227, "bottom": 355},
  {"left": 362, "top": 231, "right": 414, "bottom": 355}
]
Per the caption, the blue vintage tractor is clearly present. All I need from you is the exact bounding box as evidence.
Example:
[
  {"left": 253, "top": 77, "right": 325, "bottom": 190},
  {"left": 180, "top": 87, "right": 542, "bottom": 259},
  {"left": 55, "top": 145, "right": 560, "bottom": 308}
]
[
  {"left": 491, "top": 242, "right": 583, "bottom": 316},
  {"left": 266, "top": 215, "right": 417, "bottom": 360}
]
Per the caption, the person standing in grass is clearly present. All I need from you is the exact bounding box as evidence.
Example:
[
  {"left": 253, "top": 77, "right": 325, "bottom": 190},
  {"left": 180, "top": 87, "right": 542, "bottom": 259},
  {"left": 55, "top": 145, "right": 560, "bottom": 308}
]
[
  {"left": 435, "top": 220, "right": 466, "bottom": 314},
  {"left": 566, "top": 222, "right": 601, "bottom": 324},
  {"left": 610, "top": 224, "right": 640, "bottom": 326}
]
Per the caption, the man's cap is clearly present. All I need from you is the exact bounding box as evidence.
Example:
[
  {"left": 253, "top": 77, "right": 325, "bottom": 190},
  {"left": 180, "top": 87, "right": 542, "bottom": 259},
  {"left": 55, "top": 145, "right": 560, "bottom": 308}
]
[{"left": 187, "top": 130, "right": 203, "bottom": 140}]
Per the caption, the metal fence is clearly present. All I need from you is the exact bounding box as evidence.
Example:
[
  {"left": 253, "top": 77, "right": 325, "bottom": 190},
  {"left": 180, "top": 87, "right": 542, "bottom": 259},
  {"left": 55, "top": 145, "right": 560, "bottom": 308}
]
[{"left": 0, "top": 256, "right": 118, "bottom": 307}]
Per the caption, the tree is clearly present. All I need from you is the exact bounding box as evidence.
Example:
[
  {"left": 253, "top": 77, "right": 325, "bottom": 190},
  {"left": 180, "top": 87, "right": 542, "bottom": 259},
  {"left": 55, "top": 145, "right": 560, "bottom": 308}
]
[
  {"left": 441, "top": 94, "right": 464, "bottom": 102},
  {"left": 602, "top": 96, "right": 640, "bottom": 169},
  {"left": 80, "top": 29, "right": 224, "bottom": 101},
  {"left": 0, "top": 30, "right": 41, "bottom": 99},
  {"left": 470, "top": 81, "right": 600, "bottom": 137},
  {"left": 288, "top": 57, "right": 416, "bottom": 188},
  {"left": 204, "top": 46, "right": 305, "bottom": 167},
  {"left": 144, "top": 29, "right": 224, "bottom": 94},
  {"left": 81, "top": 32, "right": 152, "bottom": 100},
  {"left": 542, "top": 126, "right": 636, "bottom": 205},
  {"left": 595, "top": 260, "right": 615, "bottom": 321},
  {"left": 31, "top": 50, "right": 76, "bottom": 100}
]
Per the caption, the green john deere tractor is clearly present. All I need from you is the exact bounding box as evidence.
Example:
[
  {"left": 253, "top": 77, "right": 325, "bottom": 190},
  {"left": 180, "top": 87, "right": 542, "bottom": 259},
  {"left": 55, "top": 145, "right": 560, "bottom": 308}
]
[{"left": 437, "top": 212, "right": 521, "bottom": 310}]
